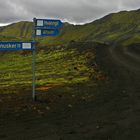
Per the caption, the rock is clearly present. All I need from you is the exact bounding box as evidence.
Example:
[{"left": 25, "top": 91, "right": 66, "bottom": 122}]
[
  {"left": 46, "top": 106, "right": 50, "bottom": 110},
  {"left": 96, "top": 125, "right": 100, "bottom": 129},
  {"left": 68, "top": 104, "right": 73, "bottom": 108}
]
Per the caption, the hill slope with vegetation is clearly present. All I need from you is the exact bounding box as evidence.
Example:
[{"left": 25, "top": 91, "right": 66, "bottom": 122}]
[{"left": 0, "top": 9, "right": 140, "bottom": 46}]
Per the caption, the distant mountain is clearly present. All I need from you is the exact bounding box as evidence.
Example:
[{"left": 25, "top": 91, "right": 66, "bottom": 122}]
[
  {"left": 0, "top": 21, "right": 32, "bottom": 41},
  {"left": 0, "top": 9, "right": 140, "bottom": 46}
]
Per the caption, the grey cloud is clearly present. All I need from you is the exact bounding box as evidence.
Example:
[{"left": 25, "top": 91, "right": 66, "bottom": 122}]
[
  {"left": 0, "top": 0, "right": 139, "bottom": 24},
  {"left": 122, "top": 0, "right": 140, "bottom": 9}
]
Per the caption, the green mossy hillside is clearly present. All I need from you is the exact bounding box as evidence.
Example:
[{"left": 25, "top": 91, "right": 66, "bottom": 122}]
[{"left": 0, "top": 9, "right": 139, "bottom": 46}]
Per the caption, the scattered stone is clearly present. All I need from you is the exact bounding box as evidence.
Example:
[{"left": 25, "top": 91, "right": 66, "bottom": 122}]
[
  {"left": 22, "top": 108, "right": 27, "bottom": 112},
  {"left": 7, "top": 96, "right": 12, "bottom": 99},
  {"left": 68, "top": 104, "right": 73, "bottom": 108},
  {"left": 46, "top": 106, "right": 50, "bottom": 110},
  {"left": 96, "top": 125, "right": 100, "bottom": 129},
  {"left": 33, "top": 107, "right": 37, "bottom": 110},
  {"left": 81, "top": 97, "right": 86, "bottom": 101},
  {"left": 37, "top": 110, "right": 44, "bottom": 115},
  {"left": 78, "top": 122, "right": 84, "bottom": 127},
  {"left": 72, "top": 95, "right": 75, "bottom": 98},
  {"left": 122, "top": 90, "right": 126, "bottom": 93},
  {"left": 15, "top": 113, "right": 20, "bottom": 117}
]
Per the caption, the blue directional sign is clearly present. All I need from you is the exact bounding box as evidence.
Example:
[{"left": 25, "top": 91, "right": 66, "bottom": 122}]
[
  {"left": 0, "top": 42, "right": 33, "bottom": 50},
  {"left": 35, "top": 19, "right": 63, "bottom": 29},
  {"left": 32, "top": 18, "right": 64, "bottom": 100},
  {"left": 34, "top": 18, "right": 63, "bottom": 37},
  {"left": 35, "top": 28, "right": 59, "bottom": 36}
]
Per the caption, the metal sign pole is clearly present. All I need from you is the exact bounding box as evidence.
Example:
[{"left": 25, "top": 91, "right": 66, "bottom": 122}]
[
  {"left": 32, "top": 18, "right": 63, "bottom": 101},
  {"left": 32, "top": 18, "right": 36, "bottom": 101}
]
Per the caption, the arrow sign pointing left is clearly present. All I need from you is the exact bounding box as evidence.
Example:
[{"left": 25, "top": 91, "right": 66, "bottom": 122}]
[{"left": 0, "top": 42, "right": 33, "bottom": 50}]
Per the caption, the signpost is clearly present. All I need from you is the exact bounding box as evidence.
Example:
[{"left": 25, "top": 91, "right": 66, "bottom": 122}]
[
  {"left": 0, "top": 18, "right": 63, "bottom": 101},
  {"left": 32, "top": 18, "right": 63, "bottom": 101}
]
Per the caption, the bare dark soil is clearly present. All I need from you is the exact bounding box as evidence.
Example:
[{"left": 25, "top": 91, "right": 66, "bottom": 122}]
[{"left": 0, "top": 44, "right": 140, "bottom": 140}]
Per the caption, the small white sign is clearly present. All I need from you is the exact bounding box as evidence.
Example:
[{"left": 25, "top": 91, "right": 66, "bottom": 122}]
[
  {"left": 22, "top": 43, "right": 32, "bottom": 49},
  {"left": 36, "top": 29, "right": 41, "bottom": 36},
  {"left": 37, "top": 20, "right": 43, "bottom": 26}
]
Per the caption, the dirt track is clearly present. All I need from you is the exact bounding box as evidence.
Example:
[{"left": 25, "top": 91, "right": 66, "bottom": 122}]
[
  {"left": 95, "top": 44, "right": 140, "bottom": 139},
  {"left": 0, "top": 44, "right": 140, "bottom": 140}
]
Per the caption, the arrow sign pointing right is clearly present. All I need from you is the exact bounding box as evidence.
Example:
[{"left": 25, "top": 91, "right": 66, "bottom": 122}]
[
  {"left": 35, "top": 29, "right": 60, "bottom": 36},
  {"left": 35, "top": 19, "right": 63, "bottom": 29}
]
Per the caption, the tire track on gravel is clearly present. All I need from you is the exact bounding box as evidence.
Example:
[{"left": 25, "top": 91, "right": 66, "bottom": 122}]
[{"left": 96, "top": 44, "right": 140, "bottom": 139}]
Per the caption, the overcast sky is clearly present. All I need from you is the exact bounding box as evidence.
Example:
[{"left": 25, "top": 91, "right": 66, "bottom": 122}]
[{"left": 0, "top": 0, "right": 140, "bottom": 25}]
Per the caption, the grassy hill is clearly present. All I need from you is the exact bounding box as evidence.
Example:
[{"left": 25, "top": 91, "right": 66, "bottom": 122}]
[
  {"left": 0, "top": 8, "right": 139, "bottom": 90},
  {"left": 0, "top": 42, "right": 106, "bottom": 91},
  {"left": 0, "top": 21, "right": 32, "bottom": 40},
  {"left": 0, "top": 9, "right": 140, "bottom": 46}
]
